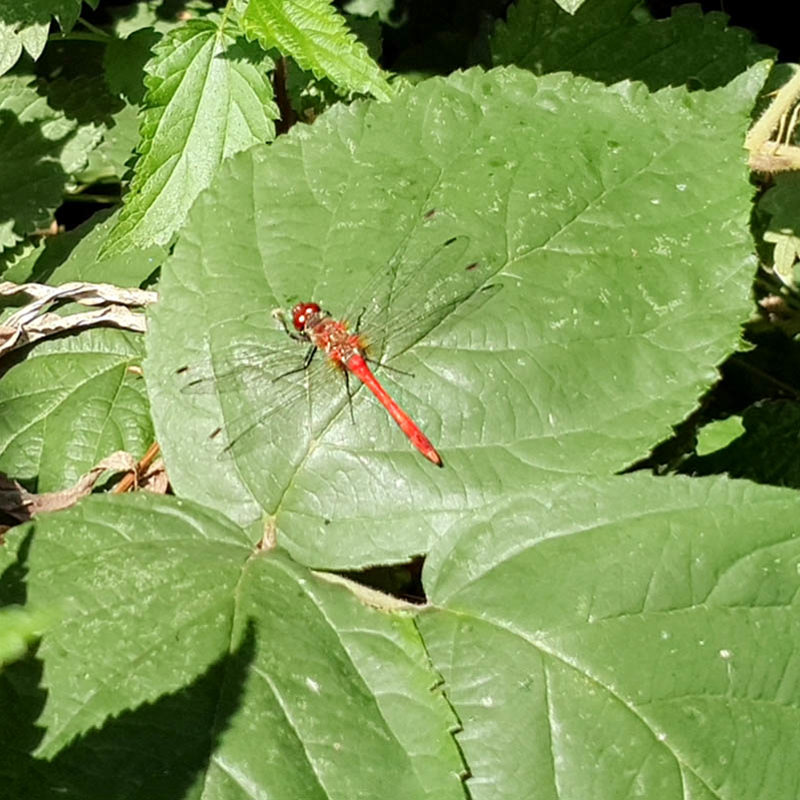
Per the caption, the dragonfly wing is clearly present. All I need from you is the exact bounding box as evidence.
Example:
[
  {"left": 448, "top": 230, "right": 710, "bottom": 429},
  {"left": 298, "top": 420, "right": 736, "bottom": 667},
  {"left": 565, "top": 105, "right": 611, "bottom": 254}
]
[
  {"left": 352, "top": 237, "right": 499, "bottom": 363},
  {"left": 212, "top": 363, "right": 315, "bottom": 456},
  {"left": 177, "top": 340, "right": 337, "bottom": 458},
  {"left": 178, "top": 341, "right": 311, "bottom": 396}
]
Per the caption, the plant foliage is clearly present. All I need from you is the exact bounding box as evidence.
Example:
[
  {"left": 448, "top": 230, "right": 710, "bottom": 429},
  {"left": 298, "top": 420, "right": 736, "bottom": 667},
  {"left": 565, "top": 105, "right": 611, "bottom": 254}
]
[{"left": 1, "top": 1, "right": 798, "bottom": 798}]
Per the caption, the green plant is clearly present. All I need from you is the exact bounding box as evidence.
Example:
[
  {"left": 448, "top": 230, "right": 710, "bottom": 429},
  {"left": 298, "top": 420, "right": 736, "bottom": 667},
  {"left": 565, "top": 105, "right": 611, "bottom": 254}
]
[{"left": 2, "top": 1, "right": 799, "bottom": 798}]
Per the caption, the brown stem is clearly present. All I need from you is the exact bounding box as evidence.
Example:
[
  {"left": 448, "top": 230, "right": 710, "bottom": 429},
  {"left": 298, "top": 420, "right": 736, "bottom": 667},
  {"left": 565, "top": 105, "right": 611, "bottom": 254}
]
[
  {"left": 112, "top": 441, "right": 161, "bottom": 494},
  {"left": 273, "top": 56, "right": 297, "bottom": 135}
]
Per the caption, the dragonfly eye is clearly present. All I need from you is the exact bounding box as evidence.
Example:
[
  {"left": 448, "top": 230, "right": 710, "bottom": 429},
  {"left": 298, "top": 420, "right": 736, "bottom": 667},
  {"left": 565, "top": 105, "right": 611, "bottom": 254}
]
[{"left": 292, "top": 302, "right": 321, "bottom": 331}]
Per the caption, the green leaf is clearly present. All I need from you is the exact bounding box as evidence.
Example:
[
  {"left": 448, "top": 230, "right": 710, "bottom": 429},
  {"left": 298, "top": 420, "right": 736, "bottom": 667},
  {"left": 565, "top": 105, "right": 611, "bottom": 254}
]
[
  {"left": 103, "top": 27, "right": 161, "bottom": 105},
  {"left": 285, "top": 13, "right": 384, "bottom": 118},
  {"left": 418, "top": 475, "right": 800, "bottom": 800},
  {"left": 146, "top": 65, "right": 763, "bottom": 569},
  {"left": 242, "top": 0, "right": 392, "bottom": 101},
  {"left": 1, "top": 207, "right": 166, "bottom": 285},
  {"left": 0, "top": 0, "right": 88, "bottom": 76},
  {"left": 108, "top": 0, "right": 217, "bottom": 39},
  {"left": 761, "top": 172, "right": 800, "bottom": 286},
  {"left": 685, "top": 400, "right": 800, "bottom": 489},
  {"left": 0, "top": 0, "right": 84, "bottom": 32},
  {"left": 0, "top": 74, "right": 109, "bottom": 250},
  {"left": 0, "top": 329, "right": 152, "bottom": 492},
  {"left": 73, "top": 101, "right": 141, "bottom": 185},
  {"left": 694, "top": 415, "right": 745, "bottom": 456},
  {"left": 100, "top": 18, "right": 278, "bottom": 258},
  {"left": 0, "top": 0, "right": 94, "bottom": 75},
  {"left": 0, "top": 494, "right": 464, "bottom": 797},
  {"left": 553, "top": 0, "right": 587, "bottom": 11},
  {"left": 0, "top": 19, "right": 48, "bottom": 76},
  {"left": 343, "top": 0, "right": 401, "bottom": 26},
  {"left": 491, "top": 0, "right": 774, "bottom": 90},
  {"left": 40, "top": 73, "right": 125, "bottom": 172},
  {"left": 0, "top": 605, "right": 53, "bottom": 667}
]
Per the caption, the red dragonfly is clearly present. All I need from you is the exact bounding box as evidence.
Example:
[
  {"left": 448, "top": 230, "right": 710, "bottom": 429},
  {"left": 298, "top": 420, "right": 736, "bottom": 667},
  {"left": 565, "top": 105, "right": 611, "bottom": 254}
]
[
  {"left": 180, "top": 235, "right": 495, "bottom": 466},
  {"left": 280, "top": 299, "right": 443, "bottom": 465}
]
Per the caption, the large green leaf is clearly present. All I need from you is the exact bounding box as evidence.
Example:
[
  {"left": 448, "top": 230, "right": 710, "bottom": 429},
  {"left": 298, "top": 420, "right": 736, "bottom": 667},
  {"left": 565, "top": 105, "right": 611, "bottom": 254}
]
[
  {"left": 0, "top": 494, "right": 464, "bottom": 798},
  {"left": 100, "top": 18, "right": 278, "bottom": 258},
  {"left": 3, "top": 474, "right": 798, "bottom": 797},
  {"left": 418, "top": 474, "right": 800, "bottom": 800},
  {"left": 146, "top": 65, "right": 763, "bottom": 568}
]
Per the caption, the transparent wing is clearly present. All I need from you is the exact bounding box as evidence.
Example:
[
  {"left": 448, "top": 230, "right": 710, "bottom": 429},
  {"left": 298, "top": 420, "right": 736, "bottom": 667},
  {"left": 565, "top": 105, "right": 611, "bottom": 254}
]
[
  {"left": 177, "top": 339, "right": 340, "bottom": 458},
  {"left": 343, "top": 236, "right": 499, "bottom": 363},
  {"left": 214, "top": 356, "right": 336, "bottom": 458},
  {"left": 178, "top": 341, "right": 311, "bottom": 396}
]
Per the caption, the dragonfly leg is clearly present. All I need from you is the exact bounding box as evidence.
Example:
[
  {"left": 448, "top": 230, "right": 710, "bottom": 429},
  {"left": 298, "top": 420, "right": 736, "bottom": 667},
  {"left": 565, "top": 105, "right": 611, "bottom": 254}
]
[
  {"left": 365, "top": 356, "right": 415, "bottom": 379},
  {"left": 272, "top": 308, "right": 308, "bottom": 342},
  {"left": 344, "top": 369, "right": 355, "bottom": 424},
  {"left": 272, "top": 346, "right": 317, "bottom": 382}
]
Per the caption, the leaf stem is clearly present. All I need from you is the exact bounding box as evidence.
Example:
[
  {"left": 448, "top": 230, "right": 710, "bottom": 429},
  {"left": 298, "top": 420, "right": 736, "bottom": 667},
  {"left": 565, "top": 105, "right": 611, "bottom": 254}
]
[
  {"left": 77, "top": 16, "right": 110, "bottom": 38},
  {"left": 48, "top": 31, "right": 108, "bottom": 44}
]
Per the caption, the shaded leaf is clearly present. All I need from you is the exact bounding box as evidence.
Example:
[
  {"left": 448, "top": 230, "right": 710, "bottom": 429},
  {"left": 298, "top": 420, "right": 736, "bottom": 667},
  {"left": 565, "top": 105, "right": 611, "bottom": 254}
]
[
  {"left": 103, "top": 27, "right": 161, "bottom": 105},
  {"left": 0, "top": 0, "right": 87, "bottom": 76},
  {"left": 0, "top": 494, "right": 465, "bottom": 797},
  {"left": 491, "top": 0, "right": 774, "bottom": 91},
  {"left": 0, "top": 75, "right": 111, "bottom": 250},
  {"left": 1, "top": 207, "right": 166, "bottom": 286}
]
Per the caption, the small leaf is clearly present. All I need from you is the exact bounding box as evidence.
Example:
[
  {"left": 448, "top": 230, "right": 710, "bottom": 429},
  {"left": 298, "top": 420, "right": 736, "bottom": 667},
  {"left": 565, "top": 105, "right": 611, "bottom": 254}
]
[
  {"left": 100, "top": 18, "right": 278, "bottom": 258},
  {"left": 0, "top": 0, "right": 88, "bottom": 75},
  {"left": 761, "top": 173, "right": 800, "bottom": 286},
  {"left": 685, "top": 400, "right": 800, "bottom": 489},
  {"left": 0, "top": 329, "right": 152, "bottom": 493},
  {"left": 0, "top": 605, "right": 54, "bottom": 666},
  {"left": 764, "top": 228, "right": 800, "bottom": 285},
  {"left": 694, "top": 415, "right": 745, "bottom": 456},
  {"left": 243, "top": 0, "right": 392, "bottom": 101}
]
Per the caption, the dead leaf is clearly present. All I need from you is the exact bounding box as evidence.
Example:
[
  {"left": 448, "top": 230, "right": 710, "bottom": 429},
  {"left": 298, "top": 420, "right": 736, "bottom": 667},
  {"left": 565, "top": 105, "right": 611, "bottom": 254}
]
[
  {"left": 0, "top": 280, "right": 157, "bottom": 357},
  {"left": 0, "top": 451, "right": 138, "bottom": 522}
]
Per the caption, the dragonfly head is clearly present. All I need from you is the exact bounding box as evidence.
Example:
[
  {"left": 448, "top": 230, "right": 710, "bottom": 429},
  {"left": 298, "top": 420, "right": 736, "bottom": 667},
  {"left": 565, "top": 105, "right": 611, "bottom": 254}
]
[{"left": 291, "top": 302, "right": 321, "bottom": 332}]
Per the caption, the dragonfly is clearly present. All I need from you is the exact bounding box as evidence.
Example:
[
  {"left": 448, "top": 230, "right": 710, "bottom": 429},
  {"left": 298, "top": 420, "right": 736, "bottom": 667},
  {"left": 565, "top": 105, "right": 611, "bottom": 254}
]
[{"left": 179, "top": 235, "right": 497, "bottom": 466}]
